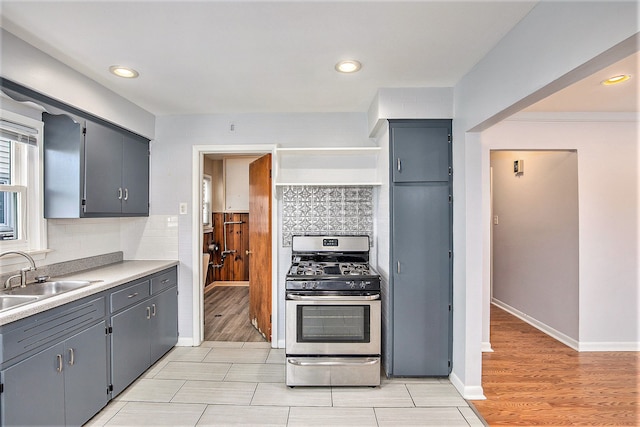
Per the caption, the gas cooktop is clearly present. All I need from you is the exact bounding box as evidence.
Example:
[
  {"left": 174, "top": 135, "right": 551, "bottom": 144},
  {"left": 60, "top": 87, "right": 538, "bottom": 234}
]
[{"left": 286, "top": 235, "right": 380, "bottom": 291}]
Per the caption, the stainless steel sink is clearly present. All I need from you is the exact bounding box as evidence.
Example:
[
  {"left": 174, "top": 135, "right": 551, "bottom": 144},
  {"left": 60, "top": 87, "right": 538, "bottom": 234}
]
[
  {"left": 0, "top": 280, "right": 97, "bottom": 312},
  {"left": 7, "top": 280, "right": 92, "bottom": 297},
  {"left": 0, "top": 295, "right": 39, "bottom": 311}
]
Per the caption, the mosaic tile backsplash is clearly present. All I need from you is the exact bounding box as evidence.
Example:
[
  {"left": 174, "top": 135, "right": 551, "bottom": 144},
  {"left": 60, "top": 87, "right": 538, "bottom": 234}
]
[{"left": 281, "top": 186, "right": 373, "bottom": 247}]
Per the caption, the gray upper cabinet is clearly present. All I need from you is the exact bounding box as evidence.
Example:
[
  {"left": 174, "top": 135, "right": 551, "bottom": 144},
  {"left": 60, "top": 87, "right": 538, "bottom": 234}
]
[
  {"left": 43, "top": 112, "right": 149, "bottom": 218},
  {"left": 391, "top": 123, "right": 450, "bottom": 183}
]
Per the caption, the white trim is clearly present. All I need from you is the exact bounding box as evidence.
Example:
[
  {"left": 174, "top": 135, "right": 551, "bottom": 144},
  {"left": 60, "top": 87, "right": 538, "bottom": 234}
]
[
  {"left": 450, "top": 372, "right": 486, "bottom": 400},
  {"left": 492, "top": 299, "right": 579, "bottom": 351},
  {"left": 481, "top": 342, "right": 493, "bottom": 353},
  {"left": 578, "top": 341, "right": 640, "bottom": 352},
  {"left": 176, "top": 337, "right": 193, "bottom": 347},
  {"left": 191, "top": 144, "right": 279, "bottom": 349},
  {"left": 508, "top": 112, "right": 639, "bottom": 123},
  {"left": 0, "top": 109, "right": 47, "bottom": 256}
]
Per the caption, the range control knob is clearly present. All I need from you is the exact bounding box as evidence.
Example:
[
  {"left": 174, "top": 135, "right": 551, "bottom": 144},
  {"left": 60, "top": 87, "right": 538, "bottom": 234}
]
[
  {"left": 347, "top": 281, "right": 356, "bottom": 289},
  {"left": 359, "top": 281, "right": 367, "bottom": 289}
]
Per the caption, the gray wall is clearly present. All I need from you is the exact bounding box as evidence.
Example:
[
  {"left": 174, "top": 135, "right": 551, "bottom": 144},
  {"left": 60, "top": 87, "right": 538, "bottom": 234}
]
[{"left": 491, "top": 151, "right": 579, "bottom": 340}]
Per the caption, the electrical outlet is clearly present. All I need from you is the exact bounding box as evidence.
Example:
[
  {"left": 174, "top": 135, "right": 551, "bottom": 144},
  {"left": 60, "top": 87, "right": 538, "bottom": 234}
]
[{"left": 179, "top": 203, "right": 188, "bottom": 215}]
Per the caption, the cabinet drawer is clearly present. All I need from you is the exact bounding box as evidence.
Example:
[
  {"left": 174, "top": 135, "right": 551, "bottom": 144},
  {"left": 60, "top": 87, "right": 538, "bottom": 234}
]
[
  {"left": 151, "top": 268, "right": 177, "bottom": 294},
  {"left": 110, "top": 280, "right": 150, "bottom": 312},
  {"left": 0, "top": 297, "right": 105, "bottom": 364}
]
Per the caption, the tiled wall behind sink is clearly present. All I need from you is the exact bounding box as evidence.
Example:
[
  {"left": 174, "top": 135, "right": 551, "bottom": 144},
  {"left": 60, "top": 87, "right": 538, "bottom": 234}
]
[{"left": 281, "top": 186, "right": 373, "bottom": 247}]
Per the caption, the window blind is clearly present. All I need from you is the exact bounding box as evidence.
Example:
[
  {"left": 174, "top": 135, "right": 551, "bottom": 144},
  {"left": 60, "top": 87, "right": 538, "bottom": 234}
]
[{"left": 0, "top": 119, "right": 38, "bottom": 146}]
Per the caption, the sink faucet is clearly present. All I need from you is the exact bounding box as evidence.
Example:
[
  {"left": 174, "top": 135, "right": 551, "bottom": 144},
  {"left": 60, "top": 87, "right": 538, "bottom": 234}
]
[{"left": 0, "top": 251, "right": 37, "bottom": 289}]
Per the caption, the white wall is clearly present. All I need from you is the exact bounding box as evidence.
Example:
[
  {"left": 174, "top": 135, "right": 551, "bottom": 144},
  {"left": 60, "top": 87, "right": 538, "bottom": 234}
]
[
  {"left": 483, "top": 116, "right": 638, "bottom": 350},
  {"left": 0, "top": 28, "right": 174, "bottom": 274},
  {"left": 491, "top": 150, "right": 580, "bottom": 344},
  {"left": 152, "top": 113, "right": 374, "bottom": 341},
  {"left": 0, "top": 29, "right": 154, "bottom": 138},
  {"left": 452, "top": 1, "right": 638, "bottom": 398}
]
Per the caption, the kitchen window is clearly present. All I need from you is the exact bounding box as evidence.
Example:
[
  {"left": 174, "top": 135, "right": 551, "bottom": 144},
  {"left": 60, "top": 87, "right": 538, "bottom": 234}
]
[{"left": 0, "top": 109, "right": 46, "bottom": 255}]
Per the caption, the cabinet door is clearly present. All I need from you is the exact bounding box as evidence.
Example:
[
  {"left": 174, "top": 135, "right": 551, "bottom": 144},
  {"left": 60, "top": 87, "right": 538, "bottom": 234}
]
[
  {"left": 111, "top": 300, "right": 150, "bottom": 396},
  {"left": 392, "top": 183, "right": 451, "bottom": 376},
  {"left": 122, "top": 135, "right": 149, "bottom": 215},
  {"left": 1, "top": 343, "right": 66, "bottom": 426},
  {"left": 391, "top": 124, "right": 450, "bottom": 183},
  {"left": 43, "top": 112, "right": 84, "bottom": 218},
  {"left": 84, "top": 121, "right": 124, "bottom": 215},
  {"left": 149, "top": 286, "right": 178, "bottom": 363},
  {"left": 64, "top": 321, "right": 109, "bottom": 426}
]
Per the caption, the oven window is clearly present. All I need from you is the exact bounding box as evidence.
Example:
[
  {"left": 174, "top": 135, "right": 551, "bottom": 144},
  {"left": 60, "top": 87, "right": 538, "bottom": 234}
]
[{"left": 297, "top": 305, "right": 370, "bottom": 343}]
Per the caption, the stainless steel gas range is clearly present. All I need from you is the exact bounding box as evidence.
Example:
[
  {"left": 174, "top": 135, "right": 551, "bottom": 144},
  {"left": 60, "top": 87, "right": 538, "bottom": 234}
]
[{"left": 285, "top": 235, "right": 381, "bottom": 387}]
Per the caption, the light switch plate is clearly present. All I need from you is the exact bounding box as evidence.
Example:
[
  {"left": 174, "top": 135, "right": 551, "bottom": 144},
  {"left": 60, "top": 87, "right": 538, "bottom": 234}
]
[{"left": 179, "top": 203, "right": 188, "bottom": 215}]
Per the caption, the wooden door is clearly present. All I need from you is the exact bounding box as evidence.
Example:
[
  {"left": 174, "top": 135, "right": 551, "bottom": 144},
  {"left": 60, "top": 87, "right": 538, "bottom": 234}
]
[{"left": 248, "top": 154, "right": 272, "bottom": 341}]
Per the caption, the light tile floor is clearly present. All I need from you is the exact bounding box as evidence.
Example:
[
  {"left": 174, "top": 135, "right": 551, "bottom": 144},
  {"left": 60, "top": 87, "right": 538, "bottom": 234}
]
[{"left": 86, "top": 342, "right": 486, "bottom": 426}]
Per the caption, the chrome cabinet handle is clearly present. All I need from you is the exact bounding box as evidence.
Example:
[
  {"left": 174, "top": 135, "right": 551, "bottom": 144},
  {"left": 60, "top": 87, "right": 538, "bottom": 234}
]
[
  {"left": 128, "top": 292, "right": 139, "bottom": 299},
  {"left": 161, "top": 279, "right": 170, "bottom": 284},
  {"left": 397, "top": 158, "right": 402, "bottom": 172},
  {"left": 124, "top": 188, "right": 129, "bottom": 201},
  {"left": 397, "top": 261, "right": 401, "bottom": 274},
  {"left": 56, "top": 354, "right": 63, "bottom": 372},
  {"left": 118, "top": 187, "right": 123, "bottom": 200},
  {"left": 146, "top": 306, "right": 151, "bottom": 319},
  {"left": 68, "top": 348, "right": 75, "bottom": 366},
  {"left": 151, "top": 304, "right": 156, "bottom": 317}
]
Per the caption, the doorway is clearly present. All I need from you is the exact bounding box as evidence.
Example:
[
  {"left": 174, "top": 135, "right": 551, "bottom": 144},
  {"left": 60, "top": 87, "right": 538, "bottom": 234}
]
[
  {"left": 489, "top": 150, "right": 579, "bottom": 347},
  {"left": 191, "top": 144, "right": 278, "bottom": 347},
  {"left": 202, "top": 154, "right": 260, "bottom": 341}
]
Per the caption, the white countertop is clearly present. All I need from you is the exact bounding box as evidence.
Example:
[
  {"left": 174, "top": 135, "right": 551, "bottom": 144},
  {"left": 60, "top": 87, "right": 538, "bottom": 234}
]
[{"left": 0, "top": 260, "right": 178, "bottom": 327}]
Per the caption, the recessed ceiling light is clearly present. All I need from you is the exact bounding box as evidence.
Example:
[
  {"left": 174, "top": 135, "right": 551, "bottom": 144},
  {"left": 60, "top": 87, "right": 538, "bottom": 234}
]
[
  {"left": 601, "top": 74, "right": 631, "bottom": 85},
  {"left": 335, "top": 60, "right": 362, "bottom": 73},
  {"left": 109, "top": 65, "right": 139, "bottom": 79}
]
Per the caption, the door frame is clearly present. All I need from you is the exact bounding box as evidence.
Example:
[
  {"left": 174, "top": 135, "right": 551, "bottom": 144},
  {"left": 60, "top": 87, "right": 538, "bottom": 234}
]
[{"left": 191, "top": 144, "right": 278, "bottom": 347}]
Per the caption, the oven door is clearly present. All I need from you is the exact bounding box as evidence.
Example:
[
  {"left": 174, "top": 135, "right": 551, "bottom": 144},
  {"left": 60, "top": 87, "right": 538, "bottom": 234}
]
[{"left": 285, "top": 293, "right": 381, "bottom": 356}]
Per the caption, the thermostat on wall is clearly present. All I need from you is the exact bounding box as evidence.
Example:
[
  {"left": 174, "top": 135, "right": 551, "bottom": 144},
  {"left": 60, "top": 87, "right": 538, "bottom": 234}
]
[{"left": 514, "top": 159, "right": 524, "bottom": 175}]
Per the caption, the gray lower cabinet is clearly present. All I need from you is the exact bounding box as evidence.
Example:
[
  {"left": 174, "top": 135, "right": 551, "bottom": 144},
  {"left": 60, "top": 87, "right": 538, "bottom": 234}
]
[
  {"left": 389, "top": 119, "right": 453, "bottom": 377},
  {"left": 110, "top": 299, "right": 152, "bottom": 396},
  {"left": 0, "top": 266, "right": 178, "bottom": 426},
  {"left": 149, "top": 287, "right": 179, "bottom": 363},
  {"left": 1, "top": 321, "right": 108, "bottom": 426},
  {"left": 110, "top": 268, "right": 178, "bottom": 397}
]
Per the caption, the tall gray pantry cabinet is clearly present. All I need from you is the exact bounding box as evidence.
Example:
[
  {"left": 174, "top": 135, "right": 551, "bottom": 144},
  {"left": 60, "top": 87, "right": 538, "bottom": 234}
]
[{"left": 389, "top": 119, "right": 453, "bottom": 376}]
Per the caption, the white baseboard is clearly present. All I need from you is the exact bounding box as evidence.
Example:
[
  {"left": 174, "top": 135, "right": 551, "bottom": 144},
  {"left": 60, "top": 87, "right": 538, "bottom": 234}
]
[
  {"left": 481, "top": 342, "right": 493, "bottom": 352},
  {"left": 578, "top": 341, "right": 640, "bottom": 352},
  {"left": 176, "top": 336, "right": 195, "bottom": 347},
  {"left": 492, "top": 299, "right": 579, "bottom": 350},
  {"left": 492, "top": 299, "right": 640, "bottom": 352},
  {"left": 449, "top": 372, "right": 486, "bottom": 400}
]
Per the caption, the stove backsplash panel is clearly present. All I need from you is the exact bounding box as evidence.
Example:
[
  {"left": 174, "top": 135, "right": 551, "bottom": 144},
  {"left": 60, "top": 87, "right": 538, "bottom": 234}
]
[{"left": 282, "top": 186, "right": 373, "bottom": 247}]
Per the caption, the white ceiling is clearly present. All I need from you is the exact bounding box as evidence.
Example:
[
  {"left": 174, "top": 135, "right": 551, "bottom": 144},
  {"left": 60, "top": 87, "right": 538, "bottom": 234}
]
[
  {"left": 524, "top": 50, "right": 638, "bottom": 113},
  {"left": 0, "top": 1, "right": 636, "bottom": 116}
]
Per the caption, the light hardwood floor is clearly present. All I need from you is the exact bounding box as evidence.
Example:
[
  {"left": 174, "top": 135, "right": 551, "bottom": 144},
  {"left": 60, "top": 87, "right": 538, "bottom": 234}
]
[
  {"left": 204, "top": 285, "right": 265, "bottom": 342},
  {"left": 472, "top": 305, "right": 639, "bottom": 426}
]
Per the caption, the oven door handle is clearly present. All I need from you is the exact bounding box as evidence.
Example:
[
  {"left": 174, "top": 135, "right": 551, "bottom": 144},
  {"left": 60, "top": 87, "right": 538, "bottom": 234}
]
[
  {"left": 287, "top": 358, "right": 379, "bottom": 367},
  {"left": 286, "top": 294, "right": 380, "bottom": 301}
]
